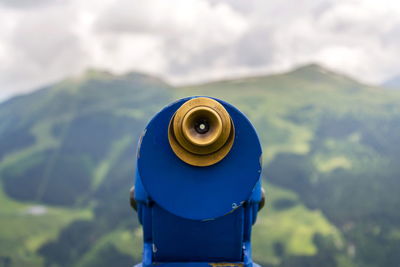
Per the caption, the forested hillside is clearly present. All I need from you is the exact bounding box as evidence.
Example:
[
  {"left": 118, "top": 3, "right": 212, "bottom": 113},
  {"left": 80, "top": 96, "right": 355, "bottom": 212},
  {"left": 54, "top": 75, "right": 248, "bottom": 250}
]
[{"left": 1, "top": 65, "right": 400, "bottom": 267}]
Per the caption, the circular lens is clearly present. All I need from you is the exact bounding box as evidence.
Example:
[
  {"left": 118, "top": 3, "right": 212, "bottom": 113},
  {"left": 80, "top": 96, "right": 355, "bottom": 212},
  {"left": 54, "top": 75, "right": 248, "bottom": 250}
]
[
  {"left": 181, "top": 106, "right": 223, "bottom": 148},
  {"left": 195, "top": 120, "right": 209, "bottom": 134}
]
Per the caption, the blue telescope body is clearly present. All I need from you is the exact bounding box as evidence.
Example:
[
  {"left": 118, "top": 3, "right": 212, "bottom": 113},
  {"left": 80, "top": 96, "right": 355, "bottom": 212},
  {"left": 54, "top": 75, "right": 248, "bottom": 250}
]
[{"left": 132, "top": 97, "right": 264, "bottom": 267}]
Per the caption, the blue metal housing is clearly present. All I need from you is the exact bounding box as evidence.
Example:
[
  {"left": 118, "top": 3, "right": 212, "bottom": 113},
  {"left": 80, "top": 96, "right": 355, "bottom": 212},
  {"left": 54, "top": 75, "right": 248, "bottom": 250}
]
[{"left": 133, "top": 97, "right": 263, "bottom": 267}]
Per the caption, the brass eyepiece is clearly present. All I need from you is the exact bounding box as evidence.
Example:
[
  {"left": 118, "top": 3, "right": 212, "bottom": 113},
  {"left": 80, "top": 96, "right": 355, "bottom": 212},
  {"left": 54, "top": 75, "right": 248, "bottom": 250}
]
[{"left": 168, "top": 97, "right": 235, "bottom": 167}]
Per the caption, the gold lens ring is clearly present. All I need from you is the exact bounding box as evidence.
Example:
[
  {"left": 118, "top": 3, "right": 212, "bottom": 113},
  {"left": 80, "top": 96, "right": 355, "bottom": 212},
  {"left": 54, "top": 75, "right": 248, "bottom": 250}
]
[{"left": 168, "top": 97, "right": 235, "bottom": 167}]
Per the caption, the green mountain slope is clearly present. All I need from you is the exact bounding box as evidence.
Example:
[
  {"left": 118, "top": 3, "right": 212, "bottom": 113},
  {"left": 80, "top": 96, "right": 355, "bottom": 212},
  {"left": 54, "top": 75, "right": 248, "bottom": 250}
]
[
  {"left": 1, "top": 64, "right": 400, "bottom": 267},
  {"left": 177, "top": 64, "right": 400, "bottom": 266},
  {"left": 0, "top": 70, "right": 171, "bottom": 266}
]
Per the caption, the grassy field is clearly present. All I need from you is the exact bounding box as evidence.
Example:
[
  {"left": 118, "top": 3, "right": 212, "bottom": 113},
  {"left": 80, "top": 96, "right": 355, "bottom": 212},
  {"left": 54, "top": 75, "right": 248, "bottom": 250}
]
[
  {"left": 0, "top": 185, "right": 92, "bottom": 266},
  {"left": 252, "top": 184, "right": 343, "bottom": 265}
]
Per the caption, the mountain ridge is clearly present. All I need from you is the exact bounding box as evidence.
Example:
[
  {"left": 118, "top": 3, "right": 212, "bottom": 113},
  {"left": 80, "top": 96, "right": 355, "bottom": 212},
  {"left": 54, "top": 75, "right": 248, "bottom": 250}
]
[
  {"left": 0, "top": 63, "right": 377, "bottom": 107},
  {"left": 177, "top": 63, "right": 376, "bottom": 92},
  {"left": 1, "top": 63, "right": 400, "bottom": 267},
  {"left": 382, "top": 74, "right": 400, "bottom": 89}
]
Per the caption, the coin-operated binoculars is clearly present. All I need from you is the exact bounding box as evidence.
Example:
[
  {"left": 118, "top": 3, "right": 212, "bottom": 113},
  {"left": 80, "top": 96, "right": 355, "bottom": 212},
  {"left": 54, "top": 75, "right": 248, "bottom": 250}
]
[{"left": 131, "top": 97, "right": 265, "bottom": 267}]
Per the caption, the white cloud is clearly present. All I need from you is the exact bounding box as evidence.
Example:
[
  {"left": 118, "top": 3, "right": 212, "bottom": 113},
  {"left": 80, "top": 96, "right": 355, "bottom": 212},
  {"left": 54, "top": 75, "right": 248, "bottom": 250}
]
[
  {"left": 1, "top": 0, "right": 400, "bottom": 100},
  {"left": 94, "top": 0, "right": 248, "bottom": 80}
]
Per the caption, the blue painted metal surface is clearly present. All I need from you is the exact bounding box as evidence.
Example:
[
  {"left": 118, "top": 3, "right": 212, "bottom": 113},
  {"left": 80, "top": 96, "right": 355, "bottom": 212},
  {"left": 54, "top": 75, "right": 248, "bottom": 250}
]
[
  {"left": 133, "top": 97, "right": 264, "bottom": 267},
  {"left": 135, "top": 263, "right": 261, "bottom": 267}
]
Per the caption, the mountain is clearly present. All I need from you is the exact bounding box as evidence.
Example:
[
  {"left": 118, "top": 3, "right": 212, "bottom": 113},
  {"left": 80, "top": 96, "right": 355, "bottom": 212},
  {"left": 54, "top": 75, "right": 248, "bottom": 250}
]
[
  {"left": 382, "top": 75, "right": 400, "bottom": 89},
  {"left": 0, "top": 69, "right": 171, "bottom": 266},
  {"left": 1, "top": 64, "right": 400, "bottom": 267}
]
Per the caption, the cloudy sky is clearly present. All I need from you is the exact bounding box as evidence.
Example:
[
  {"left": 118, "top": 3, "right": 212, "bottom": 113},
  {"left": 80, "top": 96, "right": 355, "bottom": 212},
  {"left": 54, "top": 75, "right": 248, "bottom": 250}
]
[{"left": 1, "top": 0, "right": 400, "bottom": 100}]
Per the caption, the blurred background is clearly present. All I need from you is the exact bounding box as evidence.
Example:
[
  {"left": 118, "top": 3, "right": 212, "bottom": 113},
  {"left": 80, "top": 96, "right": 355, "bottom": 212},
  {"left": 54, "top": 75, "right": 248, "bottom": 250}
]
[{"left": 1, "top": 0, "right": 400, "bottom": 266}]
